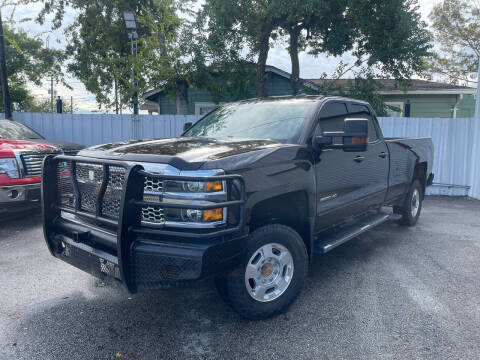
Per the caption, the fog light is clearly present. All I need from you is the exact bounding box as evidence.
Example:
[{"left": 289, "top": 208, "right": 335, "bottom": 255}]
[
  {"left": 182, "top": 209, "right": 203, "bottom": 222},
  {"left": 203, "top": 208, "right": 223, "bottom": 222},
  {"left": 8, "top": 190, "right": 19, "bottom": 199}
]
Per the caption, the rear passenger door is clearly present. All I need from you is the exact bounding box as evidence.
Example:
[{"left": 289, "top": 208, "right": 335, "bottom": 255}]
[{"left": 345, "top": 102, "right": 389, "bottom": 210}]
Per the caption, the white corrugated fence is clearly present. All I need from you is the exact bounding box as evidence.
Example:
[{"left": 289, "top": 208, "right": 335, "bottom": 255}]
[
  {"left": 378, "top": 117, "right": 474, "bottom": 196},
  {"left": 12, "top": 112, "right": 199, "bottom": 148},
  {"left": 5, "top": 112, "right": 479, "bottom": 198}
]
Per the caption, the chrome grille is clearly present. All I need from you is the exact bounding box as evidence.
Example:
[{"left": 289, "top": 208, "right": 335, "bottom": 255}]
[
  {"left": 22, "top": 152, "right": 58, "bottom": 177},
  {"left": 144, "top": 177, "right": 164, "bottom": 193},
  {"left": 142, "top": 175, "right": 165, "bottom": 226},
  {"left": 141, "top": 205, "right": 165, "bottom": 225}
]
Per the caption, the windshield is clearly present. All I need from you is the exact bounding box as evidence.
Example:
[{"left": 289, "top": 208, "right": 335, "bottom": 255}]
[
  {"left": 0, "top": 120, "right": 44, "bottom": 140},
  {"left": 183, "top": 100, "right": 317, "bottom": 143}
]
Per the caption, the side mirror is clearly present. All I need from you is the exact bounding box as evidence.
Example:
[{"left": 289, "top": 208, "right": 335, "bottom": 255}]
[
  {"left": 312, "top": 118, "right": 368, "bottom": 152},
  {"left": 342, "top": 118, "right": 368, "bottom": 152},
  {"left": 183, "top": 122, "right": 193, "bottom": 132},
  {"left": 312, "top": 134, "right": 333, "bottom": 152}
]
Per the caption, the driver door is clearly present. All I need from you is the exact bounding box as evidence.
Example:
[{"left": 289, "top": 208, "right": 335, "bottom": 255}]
[{"left": 313, "top": 101, "right": 369, "bottom": 232}]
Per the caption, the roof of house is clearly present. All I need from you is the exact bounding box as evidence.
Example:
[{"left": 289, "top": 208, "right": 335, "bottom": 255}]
[
  {"left": 142, "top": 65, "right": 320, "bottom": 100},
  {"left": 143, "top": 66, "right": 476, "bottom": 101},
  {"left": 306, "top": 78, "right": 476, "bottom": 95}
]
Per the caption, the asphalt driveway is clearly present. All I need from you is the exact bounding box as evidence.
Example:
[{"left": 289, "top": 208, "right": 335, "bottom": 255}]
[{"left": 1, "top": 196, "right": 480, "bottom": 360}]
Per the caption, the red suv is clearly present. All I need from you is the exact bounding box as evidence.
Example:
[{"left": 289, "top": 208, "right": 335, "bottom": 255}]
[{"left": 0, "top": 120, "right": 83, "bottom": 214}]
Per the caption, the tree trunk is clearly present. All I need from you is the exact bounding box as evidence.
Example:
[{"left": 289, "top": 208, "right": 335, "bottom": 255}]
[
  {"left": 114, "top": 77, "right": 119, "bottom": 114},
  {"left": 256, "top": 24, "right": 274, "bottom": 98},
  {"left": 158, "top": 30, "right": 167, "bottom": 58},
  {"left": 288, "top": 27, "right": 301, "bottom": 95},
  {"left": 176, "top": 80, "right": 189, "bottom": 115}
]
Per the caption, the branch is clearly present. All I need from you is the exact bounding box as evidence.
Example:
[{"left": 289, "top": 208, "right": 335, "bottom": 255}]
[{"left": 322, "top": 57, "right": 368, "bottom": 93}]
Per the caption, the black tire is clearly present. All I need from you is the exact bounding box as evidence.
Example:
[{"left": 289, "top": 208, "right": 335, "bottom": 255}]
[
  {"left": 225, "top": 224, "right": 308, "bottom": 320},
  {"left": 398, "top": 179, "right": 423, "bottom": 226}
]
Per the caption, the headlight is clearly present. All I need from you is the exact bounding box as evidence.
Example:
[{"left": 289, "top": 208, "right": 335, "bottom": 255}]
[
  {"left": 0, "top": 158, "right": 20, "bottom": 179},
  {"left": 181, "top": 208, "right": 224, "bottom": 223},
  {"left": 182, "top": 180, "right": 223, "bottom": 193}
]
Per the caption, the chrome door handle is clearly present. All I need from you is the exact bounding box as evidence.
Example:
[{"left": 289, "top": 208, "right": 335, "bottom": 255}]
[
  {"left": 354, "top": 156, "right": 365, "bottom": 163},
  {"left": 379, "top": 152, "right": 388, "bottom": 158}
]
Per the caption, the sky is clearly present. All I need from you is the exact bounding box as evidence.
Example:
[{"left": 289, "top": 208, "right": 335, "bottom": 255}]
[{"left": 3, "top": 0, "right": 443, "bottom": 113}]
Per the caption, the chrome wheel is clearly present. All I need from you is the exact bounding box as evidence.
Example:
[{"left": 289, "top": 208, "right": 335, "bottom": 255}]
[
  {"left": 411, "top": 189, "right": 420, "bottom": 218},
  {"left": 244, "top": 243, "right": 294, "bottom": 302}
]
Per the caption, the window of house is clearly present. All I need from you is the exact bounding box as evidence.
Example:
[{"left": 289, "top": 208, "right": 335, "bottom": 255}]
[
  {"left": 195, "top": 102, "right": 219, "bottom": 115},
  {"left": 385, "top": 102, "right": 404, "bottom": 117}
]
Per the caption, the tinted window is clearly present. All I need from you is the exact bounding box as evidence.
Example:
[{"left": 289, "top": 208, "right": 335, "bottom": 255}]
[
  {"left": 183, "top": 100, "right": 318, "bottom": 143},
  {"left": 348, "top": 103, "right": 378, "bottom": 142},
  {"left": 349, "top": 104, "right": 370, "bottom": 115},
  {"left": 0, "top": 120, "right": 44, "bottom": 140},
  {"left": 367, "top": 118, "right": 379, "bottom": 142},
  {"left": 317, "top": 102, "right": 348, "bottom": 133}
]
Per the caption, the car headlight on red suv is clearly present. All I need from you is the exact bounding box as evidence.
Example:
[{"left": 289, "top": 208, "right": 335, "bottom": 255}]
[{"left": 0, "top": 158, "right": 20, "bottom": 179}]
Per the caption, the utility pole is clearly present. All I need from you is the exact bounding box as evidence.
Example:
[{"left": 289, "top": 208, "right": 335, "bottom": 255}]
[
  {"left": 71, "top": 96, "right": 73, "bottom": 114},
  {"left": 130, "top": 32, "right": 139, "bottom": 115},
  {"left": 0, "top": 10, "right": 12, "bottom": 120},
  {"left": 123, "top": 11, "right": 139, "bottom": 115},
  {"left": 50, "top": 77, "right": 54, "bottom": 113}
]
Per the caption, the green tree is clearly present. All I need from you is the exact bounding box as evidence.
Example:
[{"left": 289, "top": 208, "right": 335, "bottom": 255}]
[
  {"left": 37, "top": 0, "right": 201, "bottom": 113},
  {"left": 0, "top": 25, "right": 64, "bottom": 112},
  {"left": 26, "top": 97, "right": 75, "bottom": 113},
  {"left": 428, "top": 0, "right": 479, "bottom": 85},
  {"left": 201, "top": 0, "right": 287, "bottom": 98},
  {"left": 278, "top": 0, "right": 431, "bottom": 95},
  {"left": 202, "top": 0, "right": 430, "bottom": 97}
]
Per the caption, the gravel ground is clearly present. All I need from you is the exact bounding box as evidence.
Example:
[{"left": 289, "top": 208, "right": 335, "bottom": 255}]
[{"left": 1, "top": 196, "right": 480, "bottom": 360}]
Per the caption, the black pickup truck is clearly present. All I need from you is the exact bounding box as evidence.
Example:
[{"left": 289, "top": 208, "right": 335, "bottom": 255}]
[{"left": 42, "top": 96, "right": 434, "bottom": 319}]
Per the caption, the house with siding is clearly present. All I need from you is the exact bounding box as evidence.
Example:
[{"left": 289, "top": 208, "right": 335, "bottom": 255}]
[
  {"left": 142, "top": 66, "right": 476, "bottom": 118},
  {"left": 308, "top": 78, "right": 476, "bottom": 118}
]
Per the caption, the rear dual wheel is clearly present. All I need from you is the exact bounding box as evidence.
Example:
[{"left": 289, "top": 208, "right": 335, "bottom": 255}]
[{"left": 216, "top": 224, "right": 308, "bottom": 320}]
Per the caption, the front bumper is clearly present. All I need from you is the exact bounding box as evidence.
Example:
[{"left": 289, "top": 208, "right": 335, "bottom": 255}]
[
  {"left": 0, "top": 182, "right": 42, "bottom": 213},
  {"left": 51, "top": 217, "right": 247, "bottom": 290},
  {"left": 42, "top": 155, "right": 246, "bottom": 292}
]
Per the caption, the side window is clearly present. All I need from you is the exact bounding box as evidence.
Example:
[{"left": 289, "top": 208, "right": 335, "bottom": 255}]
[
  {"left": 348, "top": 103, "right": 379, "bottom": 142},
  {"left": 316, "top": 102, "right": 348, "bottom": 134}
]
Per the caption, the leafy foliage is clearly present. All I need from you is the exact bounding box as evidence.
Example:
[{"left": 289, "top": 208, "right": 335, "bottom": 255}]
[
  {"left": 202, "top": 0, "right": 431, "bottom": 98},
  {"left": 428, "top": 0, "right": 479, "bottom": 85},
  {"left": 0, "top": 24, "right": 64, "bottom": 112},
  {"left": 314, "top": 67, "right": 393, "bottom": 116}
]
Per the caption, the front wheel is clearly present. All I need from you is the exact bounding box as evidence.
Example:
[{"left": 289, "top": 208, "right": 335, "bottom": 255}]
[
  {"left": 397, "top": 180, "right": 423, "bottom": 226},
  {"left": 223, "top": 224, "right": 308, "bottom": 320}
]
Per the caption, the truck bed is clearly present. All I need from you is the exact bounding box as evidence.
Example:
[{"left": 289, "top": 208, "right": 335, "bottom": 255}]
[{"left": 385, "top": 137, "right": 434, "bottom": 177}]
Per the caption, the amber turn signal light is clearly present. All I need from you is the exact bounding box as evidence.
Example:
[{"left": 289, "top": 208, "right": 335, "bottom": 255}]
[
  {"left": 351, "top": 137, "right": 368, "bottom": 144},
  {"left": 206, "top": 181, "right": 223, "bottom": 192},
  {"left": 203, "top": 208, "right": 223, "bottom": 222}
]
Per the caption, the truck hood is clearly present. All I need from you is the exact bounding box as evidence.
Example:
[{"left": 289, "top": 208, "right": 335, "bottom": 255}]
[
  {"left": 0, "top": 139, "right": 56, "bottom": 157},
  {"left": 27, "top": 139, "right": 84, "bottom": 153},
  {"left": 78, "top": 137, "right": 285, "bottom": 169}
]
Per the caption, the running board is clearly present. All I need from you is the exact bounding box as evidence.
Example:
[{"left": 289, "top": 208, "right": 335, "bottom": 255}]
[{"left": 314, "top": 213, "right": 390, "bottom": 254}]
